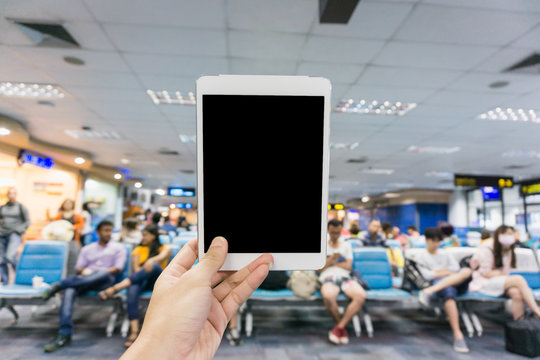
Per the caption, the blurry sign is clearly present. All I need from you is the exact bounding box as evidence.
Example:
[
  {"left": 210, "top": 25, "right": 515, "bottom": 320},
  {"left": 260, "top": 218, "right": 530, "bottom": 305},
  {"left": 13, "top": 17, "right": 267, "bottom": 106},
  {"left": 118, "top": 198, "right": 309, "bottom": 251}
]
[
  {"left": 168, "top": 187, "right": 195, "bottom": 197},
  {"left": 18, "top": 150, "right": 55, "bottom": 169},
  {"left": 328, "top": 203, "right": 344, "bottom": 210},
  {"left": 521, "top": 181, "right": 540, "bottom": 196},
  {"left": 454, "top": 174, "right": 513, "bottom": 188},
  {"left": 176, "top": 203, "right": 193, "bottom": 209}
]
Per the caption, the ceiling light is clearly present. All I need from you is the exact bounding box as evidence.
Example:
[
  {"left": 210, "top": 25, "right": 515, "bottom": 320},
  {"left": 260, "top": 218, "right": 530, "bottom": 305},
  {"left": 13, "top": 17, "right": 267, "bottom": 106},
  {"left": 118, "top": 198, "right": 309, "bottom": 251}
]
[
  {"left": 334, "top": 99, "right": 416, "bottom": 116},
  {"left": 169, "top": 203, "right": 176, "bottom": 209},
  {"left": 179, "top": 134, "right": 196, "bottom": 143},
  {"left": 384, "top": 192, "right": 400, "bottom": 198},
  {"left": 425, "top": 171, "right": 453, "bottom": 178},
  {"left": 114, "top": 173, "right": 122, "bottom": 180},
  {"left": 134, "top": 182, "right": 142, "bottom": 189},
  {"left": 478, "top": 108, "right": 540, "bottom": 123},
  {"left": 155, "top": 189, "right": 166, "bottom": 196},
  {"left": 121, "top": 158, "right": 130, "bottom": 164},
  {"left": 0, "top": 128, "right": 10, "bottom": 136},
  {"left": 502, "top": 150, "right": 540, "bottom": 159},
  {"left": 361, "top": 196, "right": 370, "bottom": 203},
  {"left": 362, "top": 168, "right": 395, "bottom": 175},
  {"left": 330, "top": 142, "right": 359, "bottom": 150},
  {"left": 65, "top": 129, "right": 122, "bottom": 139},
  {"left": 408, "top": 145, "right": 460, "bottom": 154},
  {"left": 74, "top": 157, "right": 85, "bottom": 164},
  {"left": 0, "top": 82, "right": 66, "bottom": 99},
  {"left": 147, "top": 90, "right": 195, "bottom": 105}
]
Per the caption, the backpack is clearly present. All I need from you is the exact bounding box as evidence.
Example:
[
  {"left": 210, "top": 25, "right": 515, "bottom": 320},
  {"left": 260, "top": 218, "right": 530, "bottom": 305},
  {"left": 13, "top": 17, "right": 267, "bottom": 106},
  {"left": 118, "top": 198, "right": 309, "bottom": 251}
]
[
  {"left": 287, "top": 271, "right": 319, "bottom": 299},
  {"left": 402, "top": 258, "right": 431, "bottom": 291},
  {"left": 259, "top": 270, "right": 289, "bottom": 290}
]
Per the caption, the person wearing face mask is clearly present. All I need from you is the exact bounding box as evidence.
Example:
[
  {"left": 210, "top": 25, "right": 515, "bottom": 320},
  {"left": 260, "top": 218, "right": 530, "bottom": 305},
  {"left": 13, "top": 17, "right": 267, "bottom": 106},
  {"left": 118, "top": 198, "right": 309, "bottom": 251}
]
[{"left": 469, "top": 225, "right": 540, "bottom": 319}]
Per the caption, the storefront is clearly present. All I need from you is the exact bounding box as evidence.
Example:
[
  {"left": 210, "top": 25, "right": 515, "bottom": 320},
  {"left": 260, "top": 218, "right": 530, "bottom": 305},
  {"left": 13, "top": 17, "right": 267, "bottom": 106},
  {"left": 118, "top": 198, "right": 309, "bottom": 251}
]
[{"left": 83, "top": 177, "right": 120, "bottom": 225}]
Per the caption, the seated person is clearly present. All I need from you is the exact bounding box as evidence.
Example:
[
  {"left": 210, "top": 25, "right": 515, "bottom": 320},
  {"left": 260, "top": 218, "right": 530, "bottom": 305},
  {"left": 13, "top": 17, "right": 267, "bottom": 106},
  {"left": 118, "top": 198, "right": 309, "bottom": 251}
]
[
  {"left": 41, "top": 220, "right": 127, "bottom": 352},
  {"left": 359, "top": 220, "right": 387, "bottom": 247},
  {"left": 416, "top": 228, "right": 472, "bottom": 353},
  {"left": 407, "top": 225, "right": 420, "bottom": 237},
  {"left": 469, "top": 225, "right": 540, "bottom": 320},
  {"left": 160, "top": 216, "right": 177, "bottom": 236},
  {"left": 99, "top": 224, "right": 171, "bottom": 347},
  {"left": 318, "top": 219, "right": 366, "bottom": 345}
]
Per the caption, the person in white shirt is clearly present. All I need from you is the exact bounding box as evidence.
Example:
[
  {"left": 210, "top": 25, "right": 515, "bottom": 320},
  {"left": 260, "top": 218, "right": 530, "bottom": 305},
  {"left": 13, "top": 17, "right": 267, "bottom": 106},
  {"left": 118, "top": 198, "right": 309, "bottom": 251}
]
[
  {"left": 318, "top": 219, "right": 366, "bottom": 345},
  {"left": 416, "top": 228, "right": 472, "bottom": 353}
]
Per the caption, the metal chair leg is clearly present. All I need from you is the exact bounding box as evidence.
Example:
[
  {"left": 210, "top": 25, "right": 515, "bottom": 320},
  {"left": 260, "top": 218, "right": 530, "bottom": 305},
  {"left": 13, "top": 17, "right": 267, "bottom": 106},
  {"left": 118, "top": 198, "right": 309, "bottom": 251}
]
[
  {"left": 352, "top": 313, "right": 361, "bottom": 337},
  {"left": 470, "top": 312, "right": 483, "bottom": 337},
  {"left": 460, "top": 311, "right": 474, "bottom": 338},
  {"left": 364, "top": 313, "right": 374, "bottom": 338}
]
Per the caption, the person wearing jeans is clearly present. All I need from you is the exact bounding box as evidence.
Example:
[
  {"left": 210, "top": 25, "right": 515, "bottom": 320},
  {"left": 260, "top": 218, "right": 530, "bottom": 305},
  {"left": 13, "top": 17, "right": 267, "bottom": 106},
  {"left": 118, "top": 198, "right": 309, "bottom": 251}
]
[
  {"left": 41, "top": 220, "right": 126, "bottom": 353},
  {"left": 0, "top": 187, "right": 30, "bottom": 285},
  {"left": 99, "top": 224, "right": 170, "bottom": 347}
]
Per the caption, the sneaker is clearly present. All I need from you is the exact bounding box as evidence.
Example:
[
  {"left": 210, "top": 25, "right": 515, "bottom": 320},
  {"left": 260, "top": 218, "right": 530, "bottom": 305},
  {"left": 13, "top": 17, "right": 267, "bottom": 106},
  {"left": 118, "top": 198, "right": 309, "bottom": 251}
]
[
  {"left": 418, "top": 290, "right": 431, "bottom": 308},
  {"left": 44, "top": 334, "right": 71, "bottom": 353},
  {"left": 339, "top": 327, "right": 349, "bottom": 344},
  {"left": 453, "top": 337, "right": 469, "bottom": 353},
  {"left": 40, "top": 282, "right": 61, "bottom": 301},
  {"left": 328, "top": 325, "right": 342, "bottom": 345},
  {"left": 226, "top": 328, "right": 242, "bottom": 346}
]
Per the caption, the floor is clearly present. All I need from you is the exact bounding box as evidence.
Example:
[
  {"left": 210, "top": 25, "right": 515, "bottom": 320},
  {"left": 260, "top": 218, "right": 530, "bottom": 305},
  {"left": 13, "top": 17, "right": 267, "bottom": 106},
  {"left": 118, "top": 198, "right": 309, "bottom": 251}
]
[{"left": 0, "top": 302, "right": 531, "bottom": 360}]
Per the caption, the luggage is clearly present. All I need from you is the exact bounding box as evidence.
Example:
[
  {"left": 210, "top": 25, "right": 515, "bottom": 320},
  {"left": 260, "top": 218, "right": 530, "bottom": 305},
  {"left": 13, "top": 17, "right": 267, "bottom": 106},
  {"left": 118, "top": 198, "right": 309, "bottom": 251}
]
[
  {"left": 504, "top": 316, "right": 540, "bottom": 358},
  {"left": 287, "top": 271, "right": 319, "bottom": 298},
  {"left": 402, "top": 258, "right": 431, "bottom": 291}
]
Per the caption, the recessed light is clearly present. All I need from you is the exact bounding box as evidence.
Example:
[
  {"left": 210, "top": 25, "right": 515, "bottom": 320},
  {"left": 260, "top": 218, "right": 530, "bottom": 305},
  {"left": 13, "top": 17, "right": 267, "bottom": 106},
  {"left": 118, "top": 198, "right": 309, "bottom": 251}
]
[
  {"left": 74, "top": 157, "right": 85, "bottom": 164},
  {"left": 502, "top": 150, "right": 540, "bottom": 159},
  {"left": 0, "top": 128, "right": 10, "bottom": 136},
  {"left": 65, "top": 129, "right": 122, "bottom": 139},
  {"left": 408, "top": 145, "right": 460, "bottom": 154},
  {"left": 361, "top": 196, "right": 370, "bottom": 203},
  {"left": 134, "top": 182, "right": 143, "bottom": 189},
  {"left": 478, "top": 108, "right": 540, "bottom": 123},
  {"left": 63, "top": 56, "right": 85, "bottom": 66},
  {"left": 425, "top": 171, "right": 453, "bottom": 178},
  {"left": 147, "top": 90, "right": 195, "bottom": 105},
  {"left": 362, "top": 168, "right": 395, "bottom": 175},
  {"left": 334, "top": 99, "right": 416, "bottom": 116},
  {"left": 155, "top": 189, "right": 166, "bottom": 196},
  {"left": 331, "top": 142, "right": 359, "bottom": 150},
  {"left": 0, "top": 82, "right": 66, "bottom": 99},
  {"left": 179, "top": 134, "right": 196, "bottom": 143},
  {"left": 169, "top": 203, "right": 176, "bottom": 209},
  {"left": 121, "top": 158, "right": 130, "bottom": 164},
  {"left": 384, "top": 192, "right": 400, "bottom": 198},
  {"left": 114, "top": 173, "right": 122, "bottom": 180},
  {"left": 489, "top": 81, "right": 509, "bottom": 89}
]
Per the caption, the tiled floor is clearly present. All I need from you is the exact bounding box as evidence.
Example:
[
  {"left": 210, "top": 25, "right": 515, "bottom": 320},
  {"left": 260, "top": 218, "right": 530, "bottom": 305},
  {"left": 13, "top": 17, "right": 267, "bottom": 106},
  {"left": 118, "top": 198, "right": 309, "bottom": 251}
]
[{"left": 0, "top": 303, "right": 528, "bottom": 359}]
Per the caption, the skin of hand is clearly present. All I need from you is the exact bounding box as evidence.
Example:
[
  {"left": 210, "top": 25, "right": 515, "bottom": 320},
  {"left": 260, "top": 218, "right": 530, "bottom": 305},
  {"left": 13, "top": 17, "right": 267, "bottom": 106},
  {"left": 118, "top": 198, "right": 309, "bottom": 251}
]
[
  {"left": 143, "top": 259, "right": 155, "bottom": 272},
  {"left": 121, "top": 236, "right": 273, "bottom": 360},
  {"left": 81, "top": 268, "right": 92, "bottom": 276}
]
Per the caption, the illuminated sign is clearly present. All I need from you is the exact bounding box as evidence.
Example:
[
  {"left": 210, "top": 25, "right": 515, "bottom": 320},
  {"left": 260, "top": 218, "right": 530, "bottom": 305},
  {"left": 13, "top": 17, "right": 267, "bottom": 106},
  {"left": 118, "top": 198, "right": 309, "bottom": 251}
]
[
  {"left": 168, "top": 187, "right": 195, "bottom": 197},
  {"left": 454, "top": 174, "right": 513, "bottom": 188},
  {"left": 329, "top": 203, "right": 345, "bottom": 210},
  {"left": 521, "top": 181, "right": 540, "bottom": 196},
  {"left": 176, "top": 203, "right": 194, "bottom": 209},
  {"left": 18, "top": 150, "right": 55, "bottom": 169}
]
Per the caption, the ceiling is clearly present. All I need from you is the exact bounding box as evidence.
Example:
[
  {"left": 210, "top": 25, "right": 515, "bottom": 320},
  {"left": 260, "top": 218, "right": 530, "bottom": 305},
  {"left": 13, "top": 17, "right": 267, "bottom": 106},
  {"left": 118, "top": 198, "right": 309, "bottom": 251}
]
[{"left": 1, "top": 0, "right": 540, "bottom": 203}]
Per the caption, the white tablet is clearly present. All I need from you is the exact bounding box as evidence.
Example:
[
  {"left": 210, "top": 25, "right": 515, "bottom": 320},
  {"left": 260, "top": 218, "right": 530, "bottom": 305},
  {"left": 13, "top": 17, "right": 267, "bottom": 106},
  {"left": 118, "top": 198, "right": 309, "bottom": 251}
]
[{"left": 196, "top": 75, "right": 331, "bottom": 271}]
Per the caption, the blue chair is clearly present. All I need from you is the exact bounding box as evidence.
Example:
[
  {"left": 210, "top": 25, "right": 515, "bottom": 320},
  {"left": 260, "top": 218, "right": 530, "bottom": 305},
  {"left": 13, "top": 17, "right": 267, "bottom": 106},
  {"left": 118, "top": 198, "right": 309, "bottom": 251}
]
[
  {"left": 159, "top": 234, "right": 170, "bottom": 245},
  {"left": 173, "top": 231, "right": 197, "bottom": 245},
  {"left": 0, "top": 240, "right": 68, "bottom": 322}
]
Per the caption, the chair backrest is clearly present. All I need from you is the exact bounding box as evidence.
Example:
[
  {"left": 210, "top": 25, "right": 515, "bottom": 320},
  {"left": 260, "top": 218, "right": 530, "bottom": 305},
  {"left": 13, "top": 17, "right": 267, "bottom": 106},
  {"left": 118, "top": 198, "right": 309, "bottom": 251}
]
[
  {"left": 168, "top": 244, "right": 181, "bottom": 262},
  {"left": 159, "top": 234, "right": 170, "bottom": 245},
  {"left": 515, "top": 248, "right": 540, "bottom": 272},
  {"left": 347, "top": 239, "right": 361, "bottom": 249},
  {"left": 409, "top": 236, "right": 426, "bottom": 248},
  {"left": 386, "top": 239, "right": 402, "bottom": 249},
  {"left": 179, "top": 231, "right": 197, "bottom": 241},
  {"left": 115, "top": 243, "right": 133, "bottom": 283},
  {"left": 353, "top": 248, "right": 392, "bottom": 289},
  {"left": 445, "top": 247, "right": 477, "bottom": 264},
  {"left": 15, "top": 240, "right": 68, "bottom": 285}
]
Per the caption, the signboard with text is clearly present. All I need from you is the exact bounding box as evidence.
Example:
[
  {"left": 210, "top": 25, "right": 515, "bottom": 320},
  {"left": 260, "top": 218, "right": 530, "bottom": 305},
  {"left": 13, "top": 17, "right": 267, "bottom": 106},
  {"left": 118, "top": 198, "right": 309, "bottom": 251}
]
[{"left": 454, "top": 174, "right": 513, "bottom": 188}]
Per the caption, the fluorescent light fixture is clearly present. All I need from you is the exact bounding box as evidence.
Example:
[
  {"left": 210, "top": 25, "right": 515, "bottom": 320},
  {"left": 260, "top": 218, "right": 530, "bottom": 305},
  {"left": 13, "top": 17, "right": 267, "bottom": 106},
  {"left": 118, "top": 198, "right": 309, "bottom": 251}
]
[
  {"left": 502, "top": 150, "right": 540, "bottom": 159},
  {"left": 330, "top": 142, "right": 359, "bottom": 150},
  {"left": 114, "top": 173, "right": 122, "bottom": 180},
  {"left": 0, "top": 82, "right": 66, "bottom": 98},
  {"left": 388, "top": 182, "right": 413, "bottom": 188},
  {"left": 362, "top": 168, "right": 395, "bottom": 175},
  {"left": 179, "top": 134, "right": 196, "bottom": 143},
  {"left": 334, "top": 99, "right": 417, "bottom": 116},
  {"left": 121, "top": 158, "right": 130, "bottom": 164},
  {"left": 361, "top": 196, "right": 370, "bottom": 203},
  {"left": 425, "top": 170, "right": 453, "bottom": 178},
  {"left": 169, "top": 203, "right": 176, "bottom": 209},
  {"left": 134, "top": 182, "right": 142, "bottom": 189},
  {"left": 65, "top": 129, "right": 121, "bottom": 139},
  {"left": 478, "top": 107, "right": 540, "bottom": 123},
  {"left": 0, "top": 127, "right": 10, "bottom": 136},
  {"left": 408, "top": 145, "right": 460, "bottom": 154},
  {"left": 155, "top": 189, "right": 166, "bottom": 196},
  {"left": 147, "top": 90, "right": 195, "bottom": 105},
  {"left": 74, "top": 157, "right": 85, "bottom": 164},
  {"left": 384, "top": 192, "right": 400, "bottom": 198}
]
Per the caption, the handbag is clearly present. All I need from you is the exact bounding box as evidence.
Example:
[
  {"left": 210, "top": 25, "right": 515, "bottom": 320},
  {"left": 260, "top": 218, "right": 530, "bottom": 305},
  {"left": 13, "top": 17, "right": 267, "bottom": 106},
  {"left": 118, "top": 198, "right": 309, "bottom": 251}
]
[
  {"left": 287, "top": 271, "right": 319, "bottom": 299},
  {"left": 505, "top": 315, "right": 540, "bottom": 358},
  {"left": 402, "top": 258, "right": 431, "bottom": 291}
]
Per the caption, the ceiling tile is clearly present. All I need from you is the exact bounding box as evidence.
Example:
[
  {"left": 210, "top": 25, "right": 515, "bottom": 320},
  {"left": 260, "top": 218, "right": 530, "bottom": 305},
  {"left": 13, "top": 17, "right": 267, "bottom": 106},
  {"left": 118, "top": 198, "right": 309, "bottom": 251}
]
[
  {"left": 230, "top": 59, "right": 297, "bottom": 75},
  {"left": 62, "top": 86, "right": 150, "bottom": 103},
  {"left": 137, "top": 75, "right": 197, "bottom": 92},
  {"left": 64, "top": 22, "right": 116, "bottom": 51},
  {"left": 297, "top": 62, "right": 364, "bottom": 84},
  {"left": 0, "top": 0, "right": 94, "bottom": 21},
  {"left": 344, "top": 85, "right": 435, "bottom": 103},
  {"left": 512, "top": 24, "right": 540, "bottom": 48},
  {"left": 474, "top": 47, "right": 537, "bottom": 73},
  {"left": 228, "top": 31, "right": 306, "bottom": 60},
  {"left": 446, "top": 73, "right": 540, "bottom": 94},
  {"left": 422, "top": 0, "right": 540, "bottom": 13},
  {"left": 124, "top": 54, "right": 228, "bottom": 77},
  {"left": 45, "top": 69, "right": 142, "bottom": 88},
  {"left": 357, "top": 66, "right": 461, "bottom": 89},
  {"left": 423, "top": 90, "right": 518, "bottom": 108},
  {"left": 303, "top": 36, "right": 385, "bottom": 63}
]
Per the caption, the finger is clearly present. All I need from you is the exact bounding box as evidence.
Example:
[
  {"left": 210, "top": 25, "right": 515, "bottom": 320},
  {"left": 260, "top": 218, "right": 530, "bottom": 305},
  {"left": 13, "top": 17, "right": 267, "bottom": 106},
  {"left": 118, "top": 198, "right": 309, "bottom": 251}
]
[
  {"left": 160, "top": 238, "right": 198, "bottom": 279},
  {"left": 194, "top": 236, "right": 228, "bottom": 281},
  {"left": 210, "top": 271, "right": 233, "bottom": 288},
  {"left": 212, "top": 253, "right": 273, "bottom": 302},
  {"left": 221, "top": 262, "right": 272, "bottom": 321}
]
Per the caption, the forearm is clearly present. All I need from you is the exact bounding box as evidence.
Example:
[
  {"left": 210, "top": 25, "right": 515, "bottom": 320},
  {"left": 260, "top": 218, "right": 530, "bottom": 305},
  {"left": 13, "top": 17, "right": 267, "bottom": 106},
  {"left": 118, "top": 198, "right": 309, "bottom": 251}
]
[
  {"left": 107, "top": 267, "right": 120, "bottom": 275},
  {"left": 334, "top": 261, "right": 351, "bottom": 271},
  {"left": 433, "top": 269, "right": 452, "bottom": 278},
  {"left": 486, "top": 269, "right": 504, "bottom": 278}
]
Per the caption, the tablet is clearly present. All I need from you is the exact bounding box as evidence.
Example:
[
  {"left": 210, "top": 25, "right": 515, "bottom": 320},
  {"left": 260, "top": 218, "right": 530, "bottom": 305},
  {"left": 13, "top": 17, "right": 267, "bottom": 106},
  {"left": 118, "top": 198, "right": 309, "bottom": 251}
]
[{"left": 197, "top": 75, "right": 331, "bottom": 270}]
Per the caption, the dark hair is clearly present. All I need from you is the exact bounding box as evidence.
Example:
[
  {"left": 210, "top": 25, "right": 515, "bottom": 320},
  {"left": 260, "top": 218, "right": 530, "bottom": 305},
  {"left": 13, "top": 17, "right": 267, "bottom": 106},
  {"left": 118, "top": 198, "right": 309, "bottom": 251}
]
[
  {"left": 381, "top": 221, "right": 392, "bottom": 232},
  {"left": 60, "top": 199, "right": 75, "bottom": 212},
  {"left": 151, "top": 212, "right": 162, "bottom": 225},
  {"left": 407, "top": 225, "right": 417, "bottom": 231},
  {"left": 493, "top": 225, "right": 516, "bottom": 269},
  {"left": 97, "top": 220, "right": 114, "bottom": 231},
  {"left": 481, "top": 229, "right": 491, "bottom": 240},
  {"left": 82, "top": 202, "right": 92, "bottom": 214},
  {"left": 124, "top": 218, "right": 139, "bottom": 231},
  {"left": 424, "top": 227, "right": 443, "bottom": 241},
  {"left": 349, "top": 223, "right": 360, "bottom": 235},
  {"left": 327, "top": 219, "right": 343, "bottom": 228},
  {"left": 163, "top": 216, "right": 171, "bottom": 223},
  {"left": 142, "top": 224, "right": 161, "bottom": 259},
  {"left": 437, "top": 221, "right": 454, "bottom": 236}
]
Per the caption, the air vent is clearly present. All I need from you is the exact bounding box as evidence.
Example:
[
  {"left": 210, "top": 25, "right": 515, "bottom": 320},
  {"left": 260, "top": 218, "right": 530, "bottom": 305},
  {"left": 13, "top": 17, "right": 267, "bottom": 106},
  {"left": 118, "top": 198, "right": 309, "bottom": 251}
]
[
  {"left": 158, "top": 149, "right": 180, "bottom": 156},
  {"left": 347, "top": 157, "right": 368, "bottom": 164},
  {"left": 12, "top": 20, "right": 80, "bottom": 48},
  {"left": 505, "top": 164, "right": 529, "bottom": 170},
  {"left": 65, "top": 129, "right": 121, "bottom": 139},
  {"left": 504, "top": 53, "right": 540, "bottom": 74}
]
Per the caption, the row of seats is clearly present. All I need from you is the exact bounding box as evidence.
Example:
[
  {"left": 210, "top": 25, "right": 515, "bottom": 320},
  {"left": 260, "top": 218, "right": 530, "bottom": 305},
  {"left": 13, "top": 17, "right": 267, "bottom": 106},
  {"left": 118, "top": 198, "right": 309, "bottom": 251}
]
[{"left": 159, "top": 231, "right": 197, "bottom": 245}]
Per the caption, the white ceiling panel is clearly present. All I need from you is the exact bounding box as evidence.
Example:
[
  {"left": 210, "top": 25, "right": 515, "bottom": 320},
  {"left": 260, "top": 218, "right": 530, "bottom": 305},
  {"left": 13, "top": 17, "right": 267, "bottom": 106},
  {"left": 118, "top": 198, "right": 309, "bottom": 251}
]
[
  {"left": 446, "top": 73, "right": 540, "bottom": 94},
  {"left": 423, "top": 0, "right": 540, "bottom": 13},
  {"left": 345, "top": 85, "right": 435, "bottom": 103},
  {"left": 228, "top": 31, "right": 306, "bottom": 60},
  {"left": 302, "top": 37, "right": 384, "bottom": 63},
  {"left": 424, "top": 90, "right": 517, "bottom": 108},
  {"left": 395, "top": 5, "right": 540, "bottom": 46},
  {"left": 504, "top": 89, "right": 540, "bottom": 109},
  {"left": 297, "top": 62, "right": 364, "bottom": 84},
  {"left": 373, "top": 42, "right": 498, "bottom": 70},
  {"left": 0, "top": 66, "right": 54, "bottom": 84},
  {"left": 0, "top": 18, "right": 34, "bottom": 46},
  {"left": 230, "top": 59, "right": 297, "bottom": 75},
  {"left": 64, "top": 22, "right": 116, "bottom": 51},
  {"left": 227, "top": 0, "right": 315, "bottom": 33},
  {"left": 137, "top": 75, "right": 197, "bottom": 92},
  {"left": 62, "top": 86, "right": 150, "bottom": 103},
  {"left": 0, "top": 0, "right": 94, "bottom": 21},
  {"left": 84, "top": 0, "right": 225, "bottom": 29},
  {"left": 104, "top": 24, "right": 227, "bottom": 56},
  {"left": 474, "top": 47, "right": 537, "bottom": 73},
  {"left": 357, "top": 66, "right": 461, "bottom": 89},
  {"left": 123, "top": 54, "right": 228, "bottom": 77},
  {"left": 311, "top": 2, "right": 414, "bottom": 39},
  {"left": 45, "top": 70, "right": 142, "bottom": 88},
  {"left": 512, "top": 24, "right": 540, "bottom": 49}
]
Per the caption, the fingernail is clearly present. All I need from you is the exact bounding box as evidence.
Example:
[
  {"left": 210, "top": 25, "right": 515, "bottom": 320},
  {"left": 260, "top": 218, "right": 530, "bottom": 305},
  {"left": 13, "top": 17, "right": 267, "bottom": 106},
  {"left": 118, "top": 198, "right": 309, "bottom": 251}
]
[
  {"left": 211, "top": 237, "right": 226, "bottom": 248},
  {"left": 267, "top": 261, "right": 274, "bottom": 270}
]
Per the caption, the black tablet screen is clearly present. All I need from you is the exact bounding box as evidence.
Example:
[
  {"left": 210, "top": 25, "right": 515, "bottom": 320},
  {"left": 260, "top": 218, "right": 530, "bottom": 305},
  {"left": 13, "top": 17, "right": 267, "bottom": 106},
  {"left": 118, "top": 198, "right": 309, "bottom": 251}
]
[{"left": 202, "top": 95, "right": 325, "bottom": 253}]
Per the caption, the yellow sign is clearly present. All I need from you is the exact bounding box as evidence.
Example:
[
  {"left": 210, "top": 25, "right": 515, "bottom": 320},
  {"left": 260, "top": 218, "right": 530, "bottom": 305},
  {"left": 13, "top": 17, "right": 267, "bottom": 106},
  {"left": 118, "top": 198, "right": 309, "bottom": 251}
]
[{"left": 522, "top": 183, "right": 540, "bottom": 196}]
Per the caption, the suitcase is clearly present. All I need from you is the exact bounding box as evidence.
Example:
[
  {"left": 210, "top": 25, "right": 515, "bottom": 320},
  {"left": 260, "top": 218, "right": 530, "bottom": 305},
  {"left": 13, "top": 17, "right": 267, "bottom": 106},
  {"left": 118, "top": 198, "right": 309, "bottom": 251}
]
[{"left": 505, "top": 316, "right": 540, "bottom": 358}]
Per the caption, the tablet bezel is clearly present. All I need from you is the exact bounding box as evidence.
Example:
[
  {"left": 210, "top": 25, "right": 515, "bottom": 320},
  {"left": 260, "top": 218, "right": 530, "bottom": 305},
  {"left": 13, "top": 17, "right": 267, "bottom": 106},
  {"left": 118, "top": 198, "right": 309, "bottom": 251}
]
[{"left": 196, "top": 75, "right": 331, "bottom": 271}]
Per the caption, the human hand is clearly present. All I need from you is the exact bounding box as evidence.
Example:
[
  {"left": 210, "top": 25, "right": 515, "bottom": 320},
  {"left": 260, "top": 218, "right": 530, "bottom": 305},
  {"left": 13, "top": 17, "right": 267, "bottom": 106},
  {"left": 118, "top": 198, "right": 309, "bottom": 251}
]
[
  {"left": 81, "top": 268, "right": 92, "bottom": 276},
  {"left": 121, "top": 237, "right": 273, "bottom": 360},
  {"left": 143, "top": 260, "right": 155, "bottom": 272}
]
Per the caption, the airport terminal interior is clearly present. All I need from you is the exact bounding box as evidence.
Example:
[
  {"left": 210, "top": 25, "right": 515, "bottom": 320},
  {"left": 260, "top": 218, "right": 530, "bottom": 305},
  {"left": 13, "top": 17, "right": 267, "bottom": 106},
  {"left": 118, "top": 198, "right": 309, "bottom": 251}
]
[{"left": 2, "top": 1, "right": 540, "bottom": 359}]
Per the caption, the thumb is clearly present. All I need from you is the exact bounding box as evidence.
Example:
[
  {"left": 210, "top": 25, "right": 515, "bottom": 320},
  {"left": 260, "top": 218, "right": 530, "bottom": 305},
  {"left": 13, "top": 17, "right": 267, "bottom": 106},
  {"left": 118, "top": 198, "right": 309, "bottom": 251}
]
[{"left": 197, "top": 236, "right": 228, "bottom": 281}]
